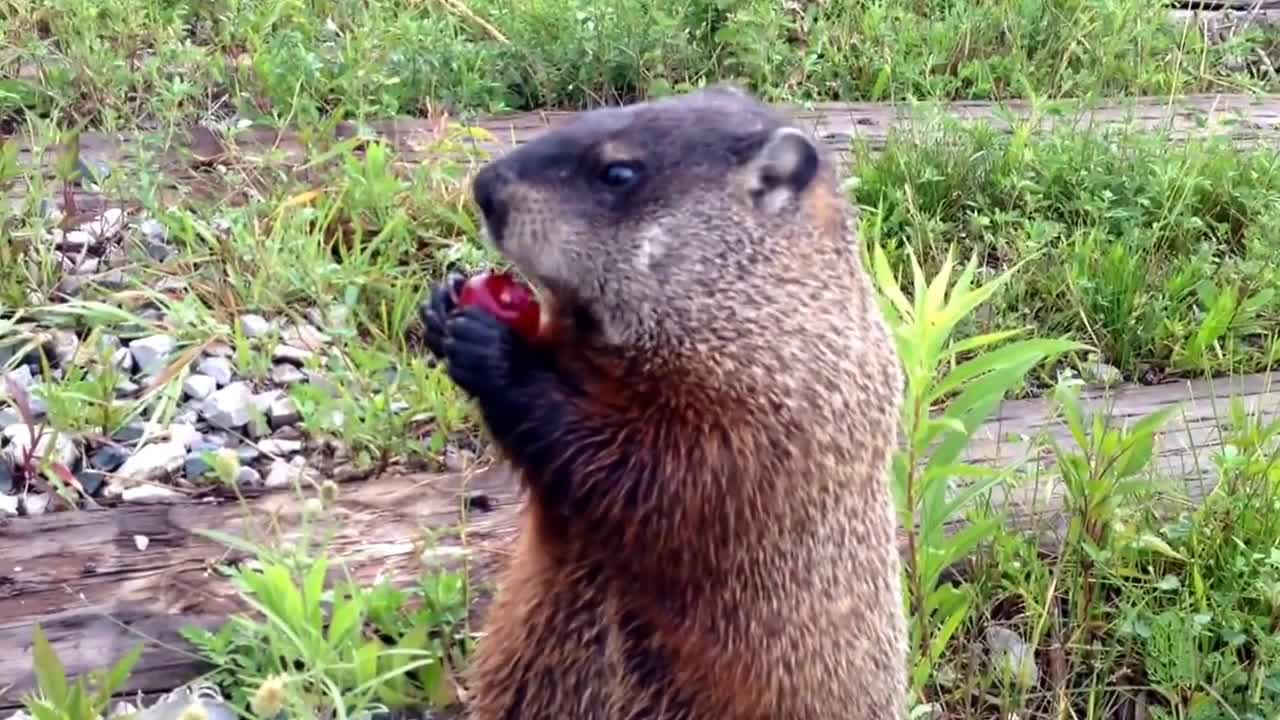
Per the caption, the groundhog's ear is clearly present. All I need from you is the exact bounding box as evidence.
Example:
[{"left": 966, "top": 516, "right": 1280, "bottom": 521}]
[{"left": 746, "top": 127, "right": 820, "bottom": 214}]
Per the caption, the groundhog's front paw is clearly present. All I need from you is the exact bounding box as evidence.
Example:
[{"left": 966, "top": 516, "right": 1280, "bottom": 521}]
[
  {"left": 440, "top": 306, "right": 525, "bottom": 402},
  {"left": 421, "top": 273, "right": 467, "bottom": 361}
]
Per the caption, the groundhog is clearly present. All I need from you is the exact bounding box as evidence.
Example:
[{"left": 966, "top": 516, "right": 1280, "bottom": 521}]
[{"left": 420, "top": 84, "right": 907, "bottom": 719}]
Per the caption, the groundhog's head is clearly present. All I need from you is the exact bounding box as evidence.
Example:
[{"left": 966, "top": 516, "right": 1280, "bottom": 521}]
[{"left": 469, "top": 85, "right": 851, "bottom": 358}]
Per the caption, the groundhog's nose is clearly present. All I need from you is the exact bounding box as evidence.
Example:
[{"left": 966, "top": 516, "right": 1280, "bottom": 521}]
[{"left": 472, "top": 162, "right": 510, "bottom": 244}]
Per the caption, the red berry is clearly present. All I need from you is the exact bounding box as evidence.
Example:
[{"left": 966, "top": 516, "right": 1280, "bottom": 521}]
[{"left": 457, "top": 271, "right": 542, "bottom": 341}]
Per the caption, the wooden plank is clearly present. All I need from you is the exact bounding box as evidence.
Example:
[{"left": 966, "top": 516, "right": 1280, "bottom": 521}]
[
  {"left": 11, "top": 94, "right": 1280, "bottom": 216},
  {"left": 1, "top": 372, "right": 1277, "bottom": 706},
  {"left": 0, "top": 464, "right": 521, "bottom": 707}
]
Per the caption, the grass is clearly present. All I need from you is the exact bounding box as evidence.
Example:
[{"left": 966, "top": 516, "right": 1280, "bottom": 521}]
[
  {"left": 3, "top": 0, "right": 1280, "bottom": 131},
  {"left": 5, "top": 1, "right": 1280, "bottom": 717}
]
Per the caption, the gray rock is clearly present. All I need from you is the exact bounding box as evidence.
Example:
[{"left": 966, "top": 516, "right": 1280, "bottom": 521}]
[
  {"left": 182, "top": 374, "right": 217, "bottom": 401},
  {"left": 49, "top": 330, "right": 79, "bottom": 367},
  {"left": 235, "top": 445, "right": 261, "bottom": 464},
  {"left": 129, "top": 334, "right": 176, "bottom": 376},
  {"left": 1083, "top": 360, "right": 1122, "bottom": 386},
  {"left": 81, "top": 207, "right": 125, "bottom": 239},
  {"left": 264, "top": 458, "right": 299, "bottom": 489},
  {"left": 110, "top": 347, "right": 134, "bottom": 374},
  {"left": 168, "top": 423, "right": 202, "bottom": 449},
  {"left": 238, "top": 314, "right": 272, "bottom": 338},
  {"left": 23, "top": 493, "right": 51, "bottom": 515},
  {"left": 60, "top": 229, "right": 97, "bottom": 252},
  {"left": 76, "top": 468, "right": 107, "bottom": 496},
  {"left": 0, "top": 408, "right": 18, "bottom": 427},
  {"left": 146, "top": 242, "right": 175, "bottom": 263},
  {"left": 270, "top": 363, "right": 305, "bottom": 386},
  {"left": 138, "top": 218, "right": 168, "bottom": 243},
  {"left": 282, "top": 322, "right": 329, "bottom": 351},
  {"left": 304, "top": 370, "right": 339, "bottom": 397},
  {"left": 112, "top": 422, "right": 152, "bottom": 445},
  {"left": 0, "top": 494, "right": 17, "bottom": 515},
  {"left": 204, "top": 342, "right": 234, "bottom": 358},
  {"left": 24, "top": 385, "right": 49, "bottom": 417},
  {"left": 985, "top": 625, "right": 1038, "bottom": 688},
  {"left": 271, "top": 425, "right": 304, "bottom": 441},
  {"left": 191, "top": 434, "right": 229, "bottom": 453},
  {"left": 90, "top": 446, "right": 129, "bottom": 472},
  {"left": 114, "top": 378, "right": 141, "bottom": 398},
  {"left": 201, "top": 382, "right": 254, "bottom": 429},
  {"left": 196, "top": 356, "right": 235, "bottom": 386},
  {"left": 120, "top": 483, "right": 182, "bottom": 502},
  {"left": 97, "top": 269, "right": 130, "bottom": 290},
  {"left": 234, "top": 466, "right": 262, "bottom": 487},
  {"left": 2, "top": 424, "right": 77, "bottom": 468},
  {"left": 113, "top": 440, "right": 187, "bottom": 485},
  {"left": 0, "top": 461, "right": 12, "bottom": 493},
  {"left": 73, "top": 158, "right": 110, "bottom": 188},
  {"left": 184, "top": 453, "right": 213, "bottom": 480},
  {"left": 272, "top": 344, "right": 313, "bottom": 365},
  {"left": 129, "top": 687, "right": 238, "bottom": 720},
  {"left": 258, "top": 438, "right": 303, "bottom": 456},
  {"left": 267, "top": 395, "right": 301, "bottom": 428},
  {"left": 173, "top": 406, "right": 200, "bottom": 425},
  {"left": 2, "top": 365, "right": 34, "bottom": 393},
  {"left": 251, "top": 389, "right": 285, "bottom": 413}
]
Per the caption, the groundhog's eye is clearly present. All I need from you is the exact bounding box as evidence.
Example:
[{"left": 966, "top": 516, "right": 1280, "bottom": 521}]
[{"left": 599, "top": 162, "right": 641, "bottom": 189}]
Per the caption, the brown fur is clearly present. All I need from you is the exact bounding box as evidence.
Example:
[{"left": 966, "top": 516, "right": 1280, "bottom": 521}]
[{"left": 447, "top": 86, "right": 906, "bottom": 719}]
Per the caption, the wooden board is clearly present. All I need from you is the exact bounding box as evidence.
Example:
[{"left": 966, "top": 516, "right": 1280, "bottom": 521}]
[
  {"left": 0, "top": 465, "right": 522, "bottom": 707},
  {"left": 11, "top": 94, "right": 1280, "bottom": 217},
  {"left": 1, "top": 372, "right": 1277, "bottom": 706}
]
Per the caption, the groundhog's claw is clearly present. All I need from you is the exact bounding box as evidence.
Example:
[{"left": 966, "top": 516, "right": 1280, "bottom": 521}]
[
  {"left": 441, "top": 306, "right": 520, "bottom": 402},
  {"left": 421, "top": 274, "right": 467, "bottom": 360}
]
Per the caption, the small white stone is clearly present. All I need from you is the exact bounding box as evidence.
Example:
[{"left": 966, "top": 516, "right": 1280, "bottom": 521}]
[
  {"left": 267, "top": 395, "right": 301, "bottom": 427},
  {"left": 182, "top": 373, "right": 217, "bottom": 400},
  {"left": 133, "top": 534, "right": 150, "bottom": 551},
  {"left": 201, "top": 382, "right": 254, "bottom": 429},
  {"left": 2, "top": 424, "right": 77, "bottom": 468},
  {"left": 272, "top": 344, "right": 313, "bottom": 365},
  {"left": 81, "top": 208, "right": 126, "bottom": 239},
  {"left": 60, "top": 229, "right": 97, "bottom": 251},
  {"left": 257, "top": 438, "right": 303, "bottom": 456},
  {"left": 129, "top": 334, "right": 176, "bottom": 376},
  {"left": 251, "top": 389, "right": 285, "bottom": 413},
  {"left": 204, "top": 341, "right": 234, "bottom": 358},
  {"left": 114, "top": 440, "right": 187, "bottom": 484},
  {"left": 197, "top": 356, "right": 235, "bottom": 386},
  {"left": 270, "top": 363, "right": 305, "bottom": 386},
  {"left": 282, "top": 322, "right": 329, "bottom": 351},
  {"left": 238, "top": 314, "right": 272, "bottom": 338},
  {"left": 138, "top": 218, "right": 168, "bottom": 243},
  {"left": 0, "top": 495, "right": 17, "bottom": 515},
  {"left": 49, "top": 330, "right": 80, "bottom": 367},
  {"left": 234, "top": 467, "right": 262, "bottom": 486},
  {"left": 23, "top": 493, "right": 51, "bottom": 515},
  {"left": 985, "top": 625, "right": 1038, "bottom": 688},
  {"left": 110, "top": 347, "right": 134, "bottom": 374},
  {"left": 2, "top": 366, "right": 34, "bottom": 394},
  {"left": 167, "top": 423, "right": 202, "bottom": 449},
  {"left": 264, "top": 458, "right": 297, "bottom": 489},
  {"left": 120, "top": 483, "right": 183, "bottom": 502}
]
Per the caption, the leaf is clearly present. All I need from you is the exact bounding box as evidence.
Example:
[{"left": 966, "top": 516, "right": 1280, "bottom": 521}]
[
  {"left": 1137, "top": 533, "right": 1188, "bottom": 562},
  {"left": 930, "top": 337, "right": 1083, "bottom": 403},
  {"left": 30, "top": 624, "right": 68, "bottom": 704},
  {"left": 327, "top": 594, "right": 363, "bottom": 648},
  {"left": 304, "top": 554, "right": 329, "bottom": 626}
]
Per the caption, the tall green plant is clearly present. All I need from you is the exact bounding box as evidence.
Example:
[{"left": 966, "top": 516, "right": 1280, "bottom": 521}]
[{"left": 869, "top": 244, "right": 1084, "bottom": 700}]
